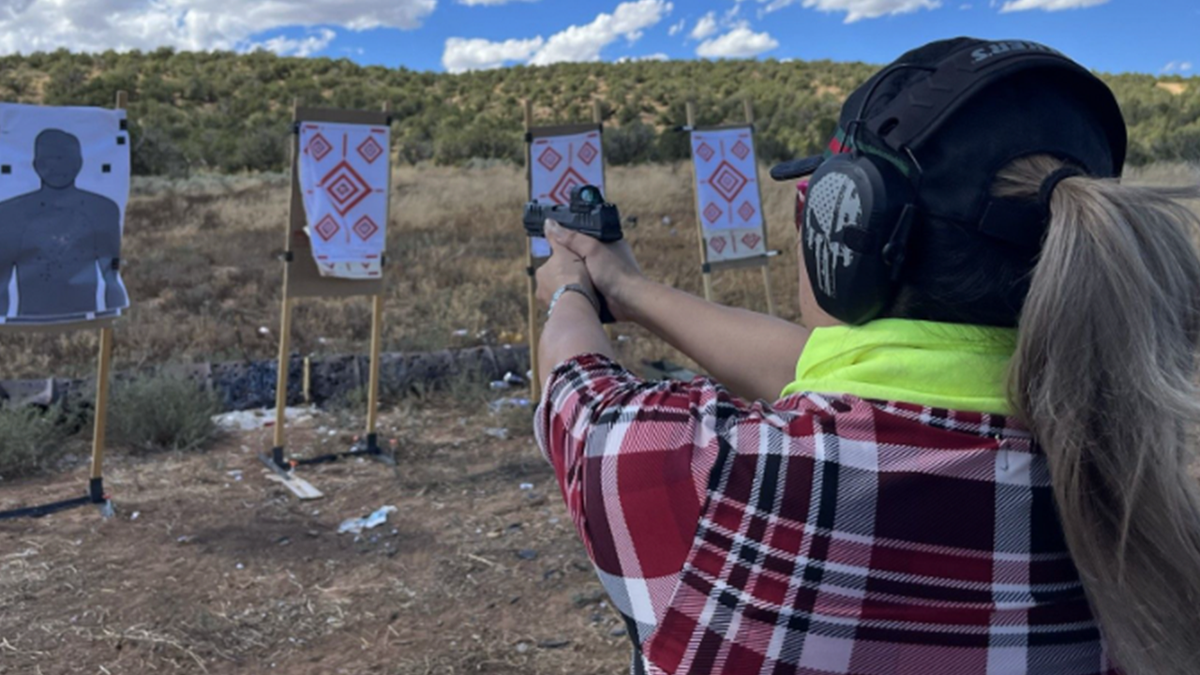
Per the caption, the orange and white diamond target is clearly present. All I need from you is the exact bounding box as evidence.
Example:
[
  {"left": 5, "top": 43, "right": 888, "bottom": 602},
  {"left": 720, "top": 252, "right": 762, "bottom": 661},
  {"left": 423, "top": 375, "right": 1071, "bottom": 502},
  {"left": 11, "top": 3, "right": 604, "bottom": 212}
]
[
  {"left": 691, "top": 128, "right": 766, "bottom": 263},
  {"left": 529, "top": 131, "right": 605, "bottom": 259},
  {"left": 299, "top": 122, "right": 389, "bottom": 279}
]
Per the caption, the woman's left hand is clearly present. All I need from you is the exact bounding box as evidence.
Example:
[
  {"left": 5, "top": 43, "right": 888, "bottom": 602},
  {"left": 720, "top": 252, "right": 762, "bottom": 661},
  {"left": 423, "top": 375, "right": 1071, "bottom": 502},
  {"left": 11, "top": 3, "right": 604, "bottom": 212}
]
[{"left": 535, "top": 219, "right": 597, "bottom": 310}]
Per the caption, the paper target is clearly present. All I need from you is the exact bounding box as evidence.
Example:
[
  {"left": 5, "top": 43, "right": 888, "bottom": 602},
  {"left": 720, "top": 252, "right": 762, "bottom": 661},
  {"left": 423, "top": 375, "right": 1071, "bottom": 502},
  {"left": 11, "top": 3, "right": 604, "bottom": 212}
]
[
  {"left": 691, "top": 127, "right": 767, "bottom": 263},
  {"left": 529, "top": 131, "right": 605, "bottom": 259},
  {"left": 299, "top": 122, "right": 390, "bottom": 279},
  {"left": 0, "top": 103, "right": 130, "bottom": 325}
]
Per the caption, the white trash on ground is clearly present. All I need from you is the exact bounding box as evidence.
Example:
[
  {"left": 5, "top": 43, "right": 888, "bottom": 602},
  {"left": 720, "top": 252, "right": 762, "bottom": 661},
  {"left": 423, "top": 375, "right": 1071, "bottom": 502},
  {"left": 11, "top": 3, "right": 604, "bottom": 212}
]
[
  {"left": 212, "top": 406, "right": 317, "bottom": 432},
  {"left": 489, "top": 397, "right": 531, "bottom": 414},
  {"left": 338, "top": 506, "right": 398, "bottom": 535}
]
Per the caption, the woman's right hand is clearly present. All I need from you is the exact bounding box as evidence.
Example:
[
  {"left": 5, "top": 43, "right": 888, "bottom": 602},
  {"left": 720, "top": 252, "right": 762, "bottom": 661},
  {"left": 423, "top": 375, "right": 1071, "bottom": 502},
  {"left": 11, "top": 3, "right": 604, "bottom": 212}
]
[{"left": 544, "top": 220, "right": 646, "bottom": 323}]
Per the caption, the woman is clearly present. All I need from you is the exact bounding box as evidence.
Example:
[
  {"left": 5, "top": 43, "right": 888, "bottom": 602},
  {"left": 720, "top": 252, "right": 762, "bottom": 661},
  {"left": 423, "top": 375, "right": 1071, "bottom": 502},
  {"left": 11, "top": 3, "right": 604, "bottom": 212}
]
[{"left": 533, "top": 38, "right": 1200, "bottom": 675}]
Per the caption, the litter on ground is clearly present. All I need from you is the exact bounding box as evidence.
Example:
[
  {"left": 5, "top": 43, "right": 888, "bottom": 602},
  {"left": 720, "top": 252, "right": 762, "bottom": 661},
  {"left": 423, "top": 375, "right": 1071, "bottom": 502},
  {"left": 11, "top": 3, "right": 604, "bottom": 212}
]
[{"left": 337, "top": 506, "right": 398, "bottom": 535}]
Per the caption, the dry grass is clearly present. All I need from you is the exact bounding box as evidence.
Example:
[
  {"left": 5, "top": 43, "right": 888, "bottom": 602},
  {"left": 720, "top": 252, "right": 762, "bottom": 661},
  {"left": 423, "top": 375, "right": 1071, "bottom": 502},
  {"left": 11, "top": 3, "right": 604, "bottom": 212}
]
[{"left": 0, "top": 162, "right": 1196, "bottom": 382}]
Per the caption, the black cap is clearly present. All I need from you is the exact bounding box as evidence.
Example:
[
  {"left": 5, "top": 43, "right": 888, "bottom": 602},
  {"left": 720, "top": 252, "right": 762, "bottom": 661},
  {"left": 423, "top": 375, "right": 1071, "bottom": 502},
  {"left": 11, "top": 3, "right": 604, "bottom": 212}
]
[{"left": 771, "top": 37, "right": 1126, "bottom": 245}]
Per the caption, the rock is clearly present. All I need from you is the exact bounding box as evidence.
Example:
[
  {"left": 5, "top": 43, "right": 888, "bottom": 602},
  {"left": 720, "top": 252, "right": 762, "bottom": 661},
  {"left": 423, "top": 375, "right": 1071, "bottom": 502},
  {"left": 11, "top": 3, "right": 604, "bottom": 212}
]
[
  {"left": 610, "top": 627, "right": 628, "bottom": 638},
  {"left": 572, "top": 589, "right": 606, "bottom": 608},
  {"left": 516, "top": 549, "right": 538, "bottom": 561},
  {"left": 536, "top": 639, "right": 571, "bottom": 650}
]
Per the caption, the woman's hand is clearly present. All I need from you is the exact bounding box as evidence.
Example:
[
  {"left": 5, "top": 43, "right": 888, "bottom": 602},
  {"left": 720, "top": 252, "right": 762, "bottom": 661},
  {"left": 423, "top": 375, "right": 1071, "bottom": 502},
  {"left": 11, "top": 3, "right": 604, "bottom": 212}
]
[
  {"left": 544, "top": 220, "right": 644, "bottom": 323},
  {"left": 535, "top": 220, "right": 597, "bottom": 310}
]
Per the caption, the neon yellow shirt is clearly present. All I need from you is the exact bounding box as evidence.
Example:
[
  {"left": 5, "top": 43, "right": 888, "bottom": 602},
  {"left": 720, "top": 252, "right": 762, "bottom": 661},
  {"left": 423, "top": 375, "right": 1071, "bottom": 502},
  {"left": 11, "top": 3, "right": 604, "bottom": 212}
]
[{"left": 781, "top": 319, "right": 1018, "bottom": 415}]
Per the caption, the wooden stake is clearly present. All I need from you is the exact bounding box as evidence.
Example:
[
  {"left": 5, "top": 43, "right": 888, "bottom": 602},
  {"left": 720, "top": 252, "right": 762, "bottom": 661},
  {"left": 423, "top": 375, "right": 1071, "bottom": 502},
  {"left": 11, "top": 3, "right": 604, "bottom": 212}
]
[
  {"left": 90, "top": 326, "right": 114, "bottom": 481},
  {"left": 303, "top": 356, "right": 312, "bottom": 405},
  {"left": 365, "top": 101, "right": 391, "bottom": 438},
  {"left": 593, "top": 99, "right": 607, "bottom": 189},
  {"left": 272, "top": 297, "right": 294, "bottom": 451},
  {"left": 524, "top": 99, "right": 542, "bottom": 401},
  {"left": 89, "top": 89, "right": 127, "bottom": 489},
  {"left": 366, "top": 294, "right": 384, "bottom": 435},
  {"left": 687, "top": 101, "right": 715, "bottom": 302},
  {"left": 744, "top": 99, "right": 777, "bottom": 317},
  {"left": 272, "top": 98, "right": 301, "bottom": 457}
]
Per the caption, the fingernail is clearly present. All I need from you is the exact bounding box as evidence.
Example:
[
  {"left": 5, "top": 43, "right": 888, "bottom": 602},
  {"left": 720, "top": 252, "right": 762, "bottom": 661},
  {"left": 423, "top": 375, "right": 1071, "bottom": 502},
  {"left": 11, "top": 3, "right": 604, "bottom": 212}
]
[{"left": 545, "top": 220, "right": 565, "bottom": 240}]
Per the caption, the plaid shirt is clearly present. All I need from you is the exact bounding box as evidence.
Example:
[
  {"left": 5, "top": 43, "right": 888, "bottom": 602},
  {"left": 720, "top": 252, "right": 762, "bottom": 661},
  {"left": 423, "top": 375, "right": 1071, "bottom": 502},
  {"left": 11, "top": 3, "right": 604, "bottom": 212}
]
[{"left": 536, "top": 354, "right": 1120, "bottom": 675}]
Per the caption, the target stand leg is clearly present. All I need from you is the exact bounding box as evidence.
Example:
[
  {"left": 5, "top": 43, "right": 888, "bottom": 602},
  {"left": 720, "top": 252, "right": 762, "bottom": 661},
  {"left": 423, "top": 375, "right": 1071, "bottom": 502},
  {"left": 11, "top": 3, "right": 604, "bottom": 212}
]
[
  {"left": 0, "top": 476, "right": 113, "bottom": 521},
  {"left": 355, "top": 433, "right": 396, "bottom": 466}
]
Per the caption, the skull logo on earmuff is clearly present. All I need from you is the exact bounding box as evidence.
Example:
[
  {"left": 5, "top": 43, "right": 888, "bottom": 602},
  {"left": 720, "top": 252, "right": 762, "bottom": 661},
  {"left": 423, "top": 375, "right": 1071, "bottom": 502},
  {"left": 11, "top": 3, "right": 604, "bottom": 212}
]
[{"left": 805, "top": 171, "right": 862, "bottom": 298}]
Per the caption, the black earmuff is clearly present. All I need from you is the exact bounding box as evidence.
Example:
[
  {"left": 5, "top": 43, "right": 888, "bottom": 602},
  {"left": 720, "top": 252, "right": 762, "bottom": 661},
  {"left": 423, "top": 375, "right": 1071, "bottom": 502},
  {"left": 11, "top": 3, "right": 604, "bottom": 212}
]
[{"left": 801, "top": 151, "right": 915, "bottom": 325}]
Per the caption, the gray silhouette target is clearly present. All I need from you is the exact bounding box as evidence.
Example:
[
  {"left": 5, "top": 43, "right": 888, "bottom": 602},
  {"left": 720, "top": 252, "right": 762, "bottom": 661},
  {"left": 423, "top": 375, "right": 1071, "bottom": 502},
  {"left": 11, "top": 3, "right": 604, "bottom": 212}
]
[{"left": 0, "top": 104, "right": 130, "bottom": 325}]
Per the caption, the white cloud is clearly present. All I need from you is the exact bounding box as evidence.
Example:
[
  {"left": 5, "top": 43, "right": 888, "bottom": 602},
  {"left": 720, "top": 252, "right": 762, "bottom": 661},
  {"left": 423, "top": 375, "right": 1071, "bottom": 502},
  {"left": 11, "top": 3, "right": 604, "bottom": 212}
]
[
  {"left": 668, "top": 19, "right": 687, "bottom": 36},
  {"left": 760, "top": 0, "right": 941, "bottom": 22},
  {"left": 529, "top": 0, "right": 673, "bottom": 66},
  {"left": 1162, "top": 61, "right": 1195, "bottom": 74},
  {"left": 0, "top": 0, "right": 436, "bottom": 55},
  {"left": 696, "top": 23, "right": 778, "bottom": 58},
  {"left": 616, "top": 53, "right": 670, "bottom": 62},
  {"left": 442, "top": 36, "right": 544, "bottom": 72},
  {"left": 690, "top": 12, "right": 719, "bottom": 40},
  {"left": 999, "top": 0, "right": 1110, "bottom": 11},
  {"left": 1184, "top": 62, "right": 1195, "bottom": 72},
  {"left": 442, "top": 0, "right": 673, "bottom": 71},
  {"left": 248, "top": 29, "right": 337, "bottom": 58},
  {"left": 457, "top": 0, "right": 539, "bottom": 4}
]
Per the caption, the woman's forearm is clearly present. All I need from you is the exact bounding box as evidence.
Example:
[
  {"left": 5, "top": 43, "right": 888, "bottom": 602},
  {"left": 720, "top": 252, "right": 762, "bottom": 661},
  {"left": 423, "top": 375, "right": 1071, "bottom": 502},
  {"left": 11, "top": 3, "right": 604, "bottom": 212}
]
[
  {"left": 619, "top": 278, "right": 809, "bottom": 402},
  {"left": 538, "top": 293, "right": 615, "bottom": 389}
]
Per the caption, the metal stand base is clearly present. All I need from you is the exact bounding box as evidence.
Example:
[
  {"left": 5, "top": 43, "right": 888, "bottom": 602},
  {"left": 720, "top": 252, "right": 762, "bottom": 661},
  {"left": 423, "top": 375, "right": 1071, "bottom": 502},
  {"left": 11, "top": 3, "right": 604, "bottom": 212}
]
[
  {"left": 291, "top": 433, "right": 397, "bottom": 467},
  {"left": 261, "top": 435, "right": 396, "bottom": 475},
  {"left": 0, "top": 477, "right": 113, "bottom": 521}
]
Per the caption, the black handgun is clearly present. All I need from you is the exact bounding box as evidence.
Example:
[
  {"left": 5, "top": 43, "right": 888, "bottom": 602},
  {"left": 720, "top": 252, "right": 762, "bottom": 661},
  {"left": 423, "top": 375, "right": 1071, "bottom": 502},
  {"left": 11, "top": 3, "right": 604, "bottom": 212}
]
[
  {"left": 523, "top": 185, "right": 624, "bottom": 243},
  {"left": 524, "top": 185, "right": 621, "bottom": 323}
]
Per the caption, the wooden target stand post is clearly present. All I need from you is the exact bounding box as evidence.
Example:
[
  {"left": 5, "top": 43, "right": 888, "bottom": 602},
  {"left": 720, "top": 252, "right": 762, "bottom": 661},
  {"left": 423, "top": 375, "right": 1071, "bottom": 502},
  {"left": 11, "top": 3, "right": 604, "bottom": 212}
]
[
  {"left": 685, "top": 100, "right": 778, "bottom": 315},
  {"left": 0, "top": 92, "right": 127, "bottom": 521},
  {"left": 260, "top": 102, "right": 396, "bottom": 496},
  {"left": 523, "top": 100, "right": 608, "bottom": 401}
]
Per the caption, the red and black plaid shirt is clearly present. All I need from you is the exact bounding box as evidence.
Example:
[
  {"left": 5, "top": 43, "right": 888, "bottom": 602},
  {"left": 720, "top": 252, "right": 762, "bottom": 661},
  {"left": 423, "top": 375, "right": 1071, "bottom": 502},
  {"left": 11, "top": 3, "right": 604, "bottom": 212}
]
[{"left": 536, "top": 354, "right": 1120, "bottom": 675}]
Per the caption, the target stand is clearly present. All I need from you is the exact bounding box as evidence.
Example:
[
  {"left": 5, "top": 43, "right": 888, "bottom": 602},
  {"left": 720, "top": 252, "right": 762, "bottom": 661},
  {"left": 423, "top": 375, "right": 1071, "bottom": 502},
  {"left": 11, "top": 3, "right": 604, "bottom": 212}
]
[
  {"left": 682, "top": 99, "right": 778, "bottom": 316},
  {"left": 258, "top": 101, "right": 397, "bottom": 497},
  {"left": 0, "top": 92, "right": 128, "bottom": 521}
]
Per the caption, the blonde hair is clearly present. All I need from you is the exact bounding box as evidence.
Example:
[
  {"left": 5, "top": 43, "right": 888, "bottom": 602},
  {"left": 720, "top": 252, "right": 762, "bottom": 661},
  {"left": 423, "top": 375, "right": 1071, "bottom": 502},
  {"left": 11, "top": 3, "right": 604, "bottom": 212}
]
[{"left": 998, "top": 156, "right": 1200, "bottom": 674}]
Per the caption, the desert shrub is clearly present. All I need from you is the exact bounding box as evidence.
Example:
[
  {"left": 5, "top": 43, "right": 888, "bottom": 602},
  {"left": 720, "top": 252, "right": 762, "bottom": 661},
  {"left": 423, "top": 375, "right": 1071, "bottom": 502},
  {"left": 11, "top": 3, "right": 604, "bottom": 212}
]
[
  {"left": 109, "top": 374, "right": 223, "bottom": 453},
  {"left": 604, "top": 121, "right": 659, "bottom": 165},
  {"left": 0, "top": 404, "right": 81, "bottom": 478}
]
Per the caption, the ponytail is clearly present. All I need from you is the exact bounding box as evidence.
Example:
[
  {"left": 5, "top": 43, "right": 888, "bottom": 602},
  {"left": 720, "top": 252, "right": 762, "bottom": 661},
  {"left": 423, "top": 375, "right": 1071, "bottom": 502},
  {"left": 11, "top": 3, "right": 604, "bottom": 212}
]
[{"left": 999, "top": 156, "right": 1200, "bottom": 674}]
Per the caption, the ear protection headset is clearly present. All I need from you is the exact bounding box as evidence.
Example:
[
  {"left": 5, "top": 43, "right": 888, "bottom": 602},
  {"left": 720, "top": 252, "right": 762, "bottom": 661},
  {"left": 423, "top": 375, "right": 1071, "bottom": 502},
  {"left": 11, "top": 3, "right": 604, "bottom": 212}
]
[{"left": 799, "top": 41, "right": 1125, "bottom": 326}]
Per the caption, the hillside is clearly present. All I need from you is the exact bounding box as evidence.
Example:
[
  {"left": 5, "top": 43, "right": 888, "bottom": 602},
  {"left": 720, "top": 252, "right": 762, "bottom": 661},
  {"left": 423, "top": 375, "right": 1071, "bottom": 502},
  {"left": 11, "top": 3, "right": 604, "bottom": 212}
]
[{"left": 0, "top": 49, "right": 1196, "bottom": 175}]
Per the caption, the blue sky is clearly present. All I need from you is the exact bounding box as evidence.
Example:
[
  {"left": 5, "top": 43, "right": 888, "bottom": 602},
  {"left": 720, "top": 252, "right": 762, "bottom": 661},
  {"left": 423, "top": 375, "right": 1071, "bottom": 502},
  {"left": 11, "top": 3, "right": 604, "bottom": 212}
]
[{"left": 0, "top": 1, "right": 1194, "bottom": 76}]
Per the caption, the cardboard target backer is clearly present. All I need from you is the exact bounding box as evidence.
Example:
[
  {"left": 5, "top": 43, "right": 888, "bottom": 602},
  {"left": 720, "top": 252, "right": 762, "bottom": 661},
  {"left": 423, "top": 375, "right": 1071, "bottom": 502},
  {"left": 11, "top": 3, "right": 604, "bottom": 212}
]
[
  {"left": 528, "top": 130, "right": 605, "bottom": 259},
  {"left": 284, "top": 107, "right": 389, "bottom": 300},
  {"left": 690, "top": 126, "right": 767, "bottom": 264},
  {"left": 298, "top": 122, "right": 389, "bottom": 279}
]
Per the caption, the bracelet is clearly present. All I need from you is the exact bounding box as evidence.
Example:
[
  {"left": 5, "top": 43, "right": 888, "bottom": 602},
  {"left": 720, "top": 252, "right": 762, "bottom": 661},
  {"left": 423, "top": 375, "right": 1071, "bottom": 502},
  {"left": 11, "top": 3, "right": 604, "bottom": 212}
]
[{"left": 548, "top": 283, "right": 599, "bottom": 319}]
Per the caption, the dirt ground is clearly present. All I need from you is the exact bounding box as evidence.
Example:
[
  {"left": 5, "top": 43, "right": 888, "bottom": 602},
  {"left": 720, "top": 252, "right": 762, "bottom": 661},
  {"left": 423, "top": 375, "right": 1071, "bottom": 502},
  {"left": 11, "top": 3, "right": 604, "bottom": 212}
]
[{"left": 0, "top": 398, "right": 631, "bottom": 675}]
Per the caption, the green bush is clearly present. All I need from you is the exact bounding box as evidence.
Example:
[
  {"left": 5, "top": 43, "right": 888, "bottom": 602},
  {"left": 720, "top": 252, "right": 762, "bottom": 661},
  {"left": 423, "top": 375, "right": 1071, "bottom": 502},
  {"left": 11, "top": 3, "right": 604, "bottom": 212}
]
[
  {"left": 0, "top": 404, "right": 81, "bottom": 478},
  {"left": 109, "top": 375, "right": 224, "bottom": 453}
]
